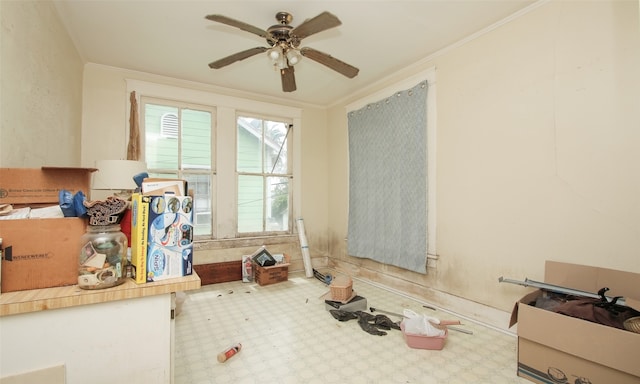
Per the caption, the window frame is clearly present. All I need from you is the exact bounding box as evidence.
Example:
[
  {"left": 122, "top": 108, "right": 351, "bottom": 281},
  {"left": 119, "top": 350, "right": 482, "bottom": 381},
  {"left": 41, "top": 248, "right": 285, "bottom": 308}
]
[
  {"left": 235, "top": 113, "right": 293, "bottom": 237},
  {"left": 127, "top": 79, "right": 302, "bottom": 241},
  {"left": 140, "top": 96, "right": 216, "bottom": 238}
]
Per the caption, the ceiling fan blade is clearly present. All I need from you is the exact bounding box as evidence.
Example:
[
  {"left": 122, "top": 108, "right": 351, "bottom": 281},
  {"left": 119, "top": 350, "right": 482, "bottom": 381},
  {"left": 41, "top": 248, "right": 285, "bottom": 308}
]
[
  {"left": 205, "top": 14, "right": 268, "bottom": 38},
  {"left": 300, "top": 47, "right": 359, "bottom": 78},
  {"left": 290, "top": 11, "right": 341, "bottom": 40},
  {"left": 281, "top": 66, "right": 297, "bottom": 92},
  {"left": 208, "top": 47, "right": 267, "bottom": 69}
]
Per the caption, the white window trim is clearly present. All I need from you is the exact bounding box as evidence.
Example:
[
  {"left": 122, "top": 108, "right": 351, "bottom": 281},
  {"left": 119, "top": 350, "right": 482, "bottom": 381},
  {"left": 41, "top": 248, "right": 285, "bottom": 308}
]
[
  {"left": 126, "top": 79, "right": 302, "bottom": 239},
  {"left": 345, "top": 66, "right": 437, "bottom": 259},
  {"left": 235, "top": 113, "right": 294, "bottom": 236}
]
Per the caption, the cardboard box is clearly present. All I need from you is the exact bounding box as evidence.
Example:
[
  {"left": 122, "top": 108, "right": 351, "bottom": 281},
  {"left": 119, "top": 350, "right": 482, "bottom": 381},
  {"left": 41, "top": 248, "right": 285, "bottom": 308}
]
[
  {"left": 145, "top": 194, "right": 193, "bottom": 282},
  {"left": 509, "top": 261, "right": 640, "bottom": 384},
  {"left": 0, "top": 167, "right": 95, "bottom": 292},
  {"left": 254, "top": 253, "right": 290, "bottom": 286},
  {"left": 141, "top": 178, "right": 187, "bottom": 196}
]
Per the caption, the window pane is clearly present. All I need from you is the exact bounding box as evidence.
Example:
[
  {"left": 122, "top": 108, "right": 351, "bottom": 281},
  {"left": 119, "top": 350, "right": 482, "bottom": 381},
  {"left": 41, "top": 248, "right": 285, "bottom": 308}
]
[
  {"left": 267, "top": 176, "right": 289, "bottom": 231},
  {"left": 237, "top": 116, "right": 262, "bottom": 173},
  {"left": 145, "top": 104, "right": 179, "bottom": 170},
  {"left": 144, "top": 99, "right": 215, "bottom": 238},
  {"left": 236, "top": 115, "right": 291, "bottom": 235},
  {"left": 237, "top": 175, "right": 263, "bottom": 233},
  {"left": 182, "top": 109, "right": 211, "bottom": 170},
  {"left": 264, "top": 121, "right": 288, "bottom": 174},
  {"left": 183, "top": 174, "right": 212, "bottom": 236}
]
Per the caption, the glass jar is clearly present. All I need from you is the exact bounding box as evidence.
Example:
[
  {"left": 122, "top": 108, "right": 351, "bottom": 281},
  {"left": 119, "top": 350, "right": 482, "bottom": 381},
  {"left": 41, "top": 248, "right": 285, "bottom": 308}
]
[{"left": 78, "top": 224, "right": 128, "bottom": 289}]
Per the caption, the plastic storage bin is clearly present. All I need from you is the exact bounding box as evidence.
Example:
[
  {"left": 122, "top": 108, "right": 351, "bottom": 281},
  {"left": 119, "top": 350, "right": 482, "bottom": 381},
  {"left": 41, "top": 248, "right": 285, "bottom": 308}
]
[{"left": 400, "top": 321, "right": 448, "bottom": 350}]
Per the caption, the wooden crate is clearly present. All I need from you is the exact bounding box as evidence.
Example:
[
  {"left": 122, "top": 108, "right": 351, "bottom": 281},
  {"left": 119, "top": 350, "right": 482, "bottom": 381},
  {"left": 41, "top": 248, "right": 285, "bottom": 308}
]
[
  {"left": 193, "top": 261, "right": 242, "bottom": 285},
  {"left": 254, "top": 254, "right": 290, "bottom": 286}
]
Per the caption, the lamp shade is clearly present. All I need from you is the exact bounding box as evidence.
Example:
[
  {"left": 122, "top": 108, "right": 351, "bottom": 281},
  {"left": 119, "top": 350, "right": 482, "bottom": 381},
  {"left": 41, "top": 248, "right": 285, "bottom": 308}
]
[
  {"left": 286, "top": 49, "right": 301, "bottom": 65},
  {"left": 267, "top": 46, "right": 282, "bottom": 60},
  {"left": 92, "top": 160, "right": 147, "bottom": 190}
]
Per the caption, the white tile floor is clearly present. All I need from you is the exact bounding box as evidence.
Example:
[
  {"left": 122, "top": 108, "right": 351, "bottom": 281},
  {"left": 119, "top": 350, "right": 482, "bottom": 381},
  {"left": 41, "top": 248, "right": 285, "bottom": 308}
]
[{"left": 174, "top": 271, "right": 530, "bottom": 384}]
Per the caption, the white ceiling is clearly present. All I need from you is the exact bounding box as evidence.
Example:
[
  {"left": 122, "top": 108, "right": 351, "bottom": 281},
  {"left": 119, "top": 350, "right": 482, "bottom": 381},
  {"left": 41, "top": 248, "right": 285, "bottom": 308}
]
[{"left": 53, "top": 1, "right": 536, "bottom": 106}]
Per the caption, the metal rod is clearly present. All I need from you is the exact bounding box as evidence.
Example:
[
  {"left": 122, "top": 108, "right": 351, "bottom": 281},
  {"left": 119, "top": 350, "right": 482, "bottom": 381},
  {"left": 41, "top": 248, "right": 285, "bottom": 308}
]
[
  {"left": 447, "top": 326, "right": 473, "bottom": 335},
  {"left": 369, "top": 307, "right": 403, "bottom": 318},
  {"left": 498, "top": 276, "right": 627, "bottom": 307}
]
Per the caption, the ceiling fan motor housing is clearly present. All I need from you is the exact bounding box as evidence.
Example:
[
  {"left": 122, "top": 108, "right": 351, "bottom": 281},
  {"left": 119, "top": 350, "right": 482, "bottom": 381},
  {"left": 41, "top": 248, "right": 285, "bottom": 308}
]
[{"left": 267, "top": 24, "right": 295, "bottom": 47}]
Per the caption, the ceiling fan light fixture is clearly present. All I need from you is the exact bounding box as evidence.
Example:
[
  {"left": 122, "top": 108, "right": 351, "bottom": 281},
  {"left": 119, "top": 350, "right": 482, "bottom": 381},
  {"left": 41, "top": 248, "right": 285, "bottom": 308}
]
[
  {"left": 267, "top": 46, "right": 282, "bottom": 60},
  {"left": 286, "top": 48, "right": 302, "bottom": 66},
  {"left": 276, "top": 55, "right": 288, "bottom": 70}
]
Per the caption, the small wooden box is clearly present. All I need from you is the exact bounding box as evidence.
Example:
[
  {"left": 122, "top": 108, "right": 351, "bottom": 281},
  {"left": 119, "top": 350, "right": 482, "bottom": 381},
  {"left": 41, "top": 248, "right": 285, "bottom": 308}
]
[{"left": 254, "top": 253, "right": 290, "bottom": 286}]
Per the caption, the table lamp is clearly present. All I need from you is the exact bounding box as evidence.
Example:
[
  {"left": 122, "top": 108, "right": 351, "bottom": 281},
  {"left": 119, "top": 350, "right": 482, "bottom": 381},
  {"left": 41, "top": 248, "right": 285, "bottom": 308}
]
[{"left": 92, "top": 160, "right": 147, "bottom": 199}]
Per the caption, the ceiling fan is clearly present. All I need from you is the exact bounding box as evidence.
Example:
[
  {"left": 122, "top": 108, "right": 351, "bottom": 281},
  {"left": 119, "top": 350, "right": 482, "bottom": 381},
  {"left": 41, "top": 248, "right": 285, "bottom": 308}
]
[{"left": 205, "top": 11, "right": 359, "bottom": 92}]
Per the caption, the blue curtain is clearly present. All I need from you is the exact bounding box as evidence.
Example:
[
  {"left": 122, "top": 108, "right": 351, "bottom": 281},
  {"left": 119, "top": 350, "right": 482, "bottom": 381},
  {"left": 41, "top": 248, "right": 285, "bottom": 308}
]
[{"left": 347, "top": 81, "right": 428, "bottom": 274}]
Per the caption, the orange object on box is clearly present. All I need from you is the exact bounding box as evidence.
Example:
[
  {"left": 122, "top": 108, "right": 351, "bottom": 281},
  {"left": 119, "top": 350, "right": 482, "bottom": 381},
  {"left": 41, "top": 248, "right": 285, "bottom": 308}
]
[{"left": 0, "top": 167, "right": 95, "bottom": 293}]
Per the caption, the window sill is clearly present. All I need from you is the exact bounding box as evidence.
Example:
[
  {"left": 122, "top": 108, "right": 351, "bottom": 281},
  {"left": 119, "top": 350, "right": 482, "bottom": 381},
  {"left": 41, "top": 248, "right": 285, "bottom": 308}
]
[{"left": 193, "top": 234, "right": 298, "bottom": 251}]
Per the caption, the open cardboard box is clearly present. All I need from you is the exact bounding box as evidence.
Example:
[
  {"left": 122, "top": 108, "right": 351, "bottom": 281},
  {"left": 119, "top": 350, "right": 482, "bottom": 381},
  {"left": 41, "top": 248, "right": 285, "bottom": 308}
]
[
  {"left": 0, "top": 167, "right": 95, "bottom": 292},
  {"left": 254, "top": 253, "right": 291, "bottom": 286},
  {"left": 509, "top": 261, "right": 640, "bottom": 383}
]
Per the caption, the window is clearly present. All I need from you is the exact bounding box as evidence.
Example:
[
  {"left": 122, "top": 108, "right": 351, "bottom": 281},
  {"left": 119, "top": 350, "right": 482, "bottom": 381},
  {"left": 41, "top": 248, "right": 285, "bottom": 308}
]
[
  {"left": 132, "top": 79, "right": 302, "bottom": 241},
  {"left": 236, "top": 116, "right": 292, "bottom": 235},
  {"left": 142, "top": 98, "right": 214, "bottom": 236}
]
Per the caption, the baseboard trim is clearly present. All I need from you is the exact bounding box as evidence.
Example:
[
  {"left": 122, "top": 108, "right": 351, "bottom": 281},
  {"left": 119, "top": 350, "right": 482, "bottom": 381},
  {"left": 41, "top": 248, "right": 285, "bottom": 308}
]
[{"left": 356, "top": 275, "right": 516, "bottom": 335}]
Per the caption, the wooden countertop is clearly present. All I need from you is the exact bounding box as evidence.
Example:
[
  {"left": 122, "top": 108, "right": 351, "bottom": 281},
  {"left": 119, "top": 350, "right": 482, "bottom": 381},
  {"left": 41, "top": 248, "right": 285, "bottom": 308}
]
[{"left": 0, "top": 273, "right": 201, "bottom": 317}]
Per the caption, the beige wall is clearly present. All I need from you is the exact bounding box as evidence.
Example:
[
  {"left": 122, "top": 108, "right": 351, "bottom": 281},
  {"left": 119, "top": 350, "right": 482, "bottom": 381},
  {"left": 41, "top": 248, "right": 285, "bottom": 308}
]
[
  {"left": 327, "top": 0, "right": 640, "bottom": 324},
  {"left": 0, "top": 1, "right": 83, "bottom": 167}
]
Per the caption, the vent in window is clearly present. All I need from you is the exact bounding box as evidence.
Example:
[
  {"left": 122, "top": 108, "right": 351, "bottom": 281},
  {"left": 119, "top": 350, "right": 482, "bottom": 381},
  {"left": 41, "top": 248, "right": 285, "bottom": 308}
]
[{"left": 161, "top": 113, "right": 178, "bottom": 138}]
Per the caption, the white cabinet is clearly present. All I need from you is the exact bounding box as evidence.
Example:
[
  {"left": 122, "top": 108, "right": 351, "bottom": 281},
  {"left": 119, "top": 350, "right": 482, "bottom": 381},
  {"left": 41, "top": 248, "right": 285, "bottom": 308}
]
[{"left": 0, "top": 275, "right": 200, "bottom": 383}]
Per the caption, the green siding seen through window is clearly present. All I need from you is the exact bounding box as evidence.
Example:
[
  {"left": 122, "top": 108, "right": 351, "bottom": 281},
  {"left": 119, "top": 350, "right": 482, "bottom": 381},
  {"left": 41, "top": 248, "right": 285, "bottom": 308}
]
[
  {"left": 181, "top": 109, "right": 212, "bottom": 170},
  {"left": 145, "top": 104, "right": 179, "bottom": 170}
]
